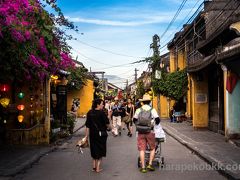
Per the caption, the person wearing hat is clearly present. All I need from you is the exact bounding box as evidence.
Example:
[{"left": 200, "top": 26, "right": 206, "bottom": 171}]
[{"left": 133, "top": 93, "right": 160, "bottom": 173}]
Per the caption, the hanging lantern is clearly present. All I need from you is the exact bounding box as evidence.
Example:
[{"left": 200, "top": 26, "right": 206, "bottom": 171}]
[
  {"left": 0, "top": 84, "right": 10, "bottom": 92},
  {"left": 0, "top": 98, "right": 10, "bottom": 108},
  {"left": 18, "top": 92, "right": 25, "bottom": 99},
  {"left": 18, "top": 115, "right": 24, "bottom": 123},
  {"left": 30, "top": 95, "right": 34, "bottom": 101},
  {"left": 50, "top": 75, "right": 58, "bottom": 80},
  {"left": 17, "top": 104, "right": 25, "bottom": 111},
  {"left": 30, "top": 103, "right": 33, "bottom": 108}
]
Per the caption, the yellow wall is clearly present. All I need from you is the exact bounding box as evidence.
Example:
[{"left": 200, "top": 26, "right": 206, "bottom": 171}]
[
  {"left": 67, "top": 79, "right": 94, "bottom": 116},
  {"left": 160, "top": 95, "right": 169, "bottom": 118},
  {"left": 152, "top": 95, "right": 171, "bottom": 118},
  {"left": 152, "top": 95, "right": 157, "bottom": 111},
  {"left": 191, "top": 74, "right": 209, "bottom": 128},
  {"left": 169, "top": 50, "right": 176, "bottom": 72},
  {"left": 178, "top": 50, "right": 185, "bottom": 70}
]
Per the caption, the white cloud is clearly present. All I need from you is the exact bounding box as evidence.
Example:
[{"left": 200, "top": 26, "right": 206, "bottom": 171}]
[{"left": 69, "top": 16, "right": 171, "bottom": 26}]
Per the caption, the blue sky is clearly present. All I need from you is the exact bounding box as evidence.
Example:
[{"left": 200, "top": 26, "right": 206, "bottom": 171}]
[{"left": 53, "top": 0, "right": 203, "bottom": 88}]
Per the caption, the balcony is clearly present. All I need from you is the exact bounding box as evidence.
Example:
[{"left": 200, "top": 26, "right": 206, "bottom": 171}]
[{"left": 187, "top": 50, "right": 215, "bottom": 72}]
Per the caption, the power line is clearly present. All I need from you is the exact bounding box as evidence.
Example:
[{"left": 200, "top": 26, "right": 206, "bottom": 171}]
[
  {"left": 161, "top": 0, "right": 237, "bottom": 54},
  {"left": 72, "top": 48, "right": 112, "bottom": 66},
  {"left": 160, "top": 0, "right": 203, "bottom": 49},
  {"left": 95, "top": 62, "right": 145, "bottom": 71},
  {"left": 160, "top": 0, "right": 188, "bottom": 38},
  {"left": 72, "top": 47, "right": 146, "bottom": 70},
  {"left": 74, "top": 39, "right": 144, "bottom": 59}
]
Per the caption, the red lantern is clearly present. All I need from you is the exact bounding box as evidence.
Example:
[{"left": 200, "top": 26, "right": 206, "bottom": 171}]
[
  {"left": 0, "top": 84, "right": 10, "bottom": 92},
  {"left": 17, "top": 104, "right": 25, "bottom": 111}
]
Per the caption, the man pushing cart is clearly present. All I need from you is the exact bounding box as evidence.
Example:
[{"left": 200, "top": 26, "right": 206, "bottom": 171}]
[{"left": 133, "top": 94, "right": 165, "bottom": 173}]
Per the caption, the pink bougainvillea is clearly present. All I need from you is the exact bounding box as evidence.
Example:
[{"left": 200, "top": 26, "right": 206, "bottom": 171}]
[
  {"left": 0, "top": 0, "right": 76, "bottom": 81},
  {"left": 60, "top": 52, "right": 76, "bottom": 70}
]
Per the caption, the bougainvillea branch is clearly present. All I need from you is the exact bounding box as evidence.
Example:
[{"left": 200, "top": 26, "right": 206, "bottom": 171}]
[{"left": 0, "top": 0, "right": 77, "bottom": 82}]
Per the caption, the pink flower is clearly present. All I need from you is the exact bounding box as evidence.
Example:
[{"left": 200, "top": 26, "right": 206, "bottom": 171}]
[
  {"left": 38, "top": 59, "right": 49, "bottom": 68},
  {"left": 60, "top": 52, "right": 76, "bottom": 69},
  {"left": 24, "top": 31, "right": 31, "bottom": 40},
  {"left": 38, "top": 37, "right": 48, "bottom": 55},
  {"left": 29, "top": 54, "right": 40, "bottom": 66},
  {"left": 5, "top": 16, "right": 15, "bottom": 26},
  {"left": 39, "top": 37, "right": 45, "bottom": 47},
  {"left": 21, "top": 21, "right": 30, "bottom": 26},
  {"left": 11, "top": 29, "right": 25, "bottom": 42}
]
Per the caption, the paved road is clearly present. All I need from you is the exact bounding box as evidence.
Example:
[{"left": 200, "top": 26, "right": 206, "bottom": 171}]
[{"left": 9, "top": 128, "right": 226, "bottom": 180}]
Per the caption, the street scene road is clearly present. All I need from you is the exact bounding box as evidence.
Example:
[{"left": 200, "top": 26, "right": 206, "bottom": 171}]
[
  {"left": 1, "top": 0, "right": 240, "bottom": 180},
  {"left": 10, "top": 126, "right": 225, "bottom": 180}
]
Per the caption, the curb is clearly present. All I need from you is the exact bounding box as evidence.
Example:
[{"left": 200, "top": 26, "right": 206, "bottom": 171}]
[
  {"left": 163, "top": 125, "right": 239, "bottom": 180},
  {"left": 73, "top": 124, "right": 85, "bottom": 134},
  {"left": 0, "top": 146, "right": 57, "bottom": 177},
  {"left": 0, "top": 124, "right": 85, "bottom": 177}
]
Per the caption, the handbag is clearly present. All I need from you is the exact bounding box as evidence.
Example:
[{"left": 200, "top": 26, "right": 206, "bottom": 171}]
[
  {"left": 123, "top": 105, "right": 133, "bottom": 123},
  {"left": 122, "top": 115, "right": 130, "bottom": 123},
  {"left": 93, "top": 121, "right": 108, "bottom": 137}
]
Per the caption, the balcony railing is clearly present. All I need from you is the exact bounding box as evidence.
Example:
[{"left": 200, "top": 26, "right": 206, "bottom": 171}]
[
  {"left": 187, "top": 51, "right": 204, "bottom": 66},
  {"left": 187, "top": 50, "right": 215, "bottom": 72}
]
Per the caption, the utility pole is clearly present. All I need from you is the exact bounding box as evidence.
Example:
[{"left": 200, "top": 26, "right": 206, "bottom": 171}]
[
  {"left": 134, "top": 68, "right": 139, "bottom": 83},
  {"left": 150, "top": 34, "right": 161, "bottom": 115}
]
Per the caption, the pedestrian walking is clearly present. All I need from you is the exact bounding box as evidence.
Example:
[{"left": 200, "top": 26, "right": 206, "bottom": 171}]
[
  {"left": 111, "top": 97, "right": 122, "bottom": 136},
  {"left": 125, "top": 98, "right": 135, "bottom": 137},
  {"left": 85, "top": 99, "right": 111, "bottom": 173},
  {"left": 133, "top": 94, "right": 160, "bottom": 173},
  {"left": 169, "top": 106, "right": 175, "bottom": 123}
]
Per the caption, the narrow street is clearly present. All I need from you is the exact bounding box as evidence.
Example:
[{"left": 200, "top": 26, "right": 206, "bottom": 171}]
[{"left": 10, "top": 127, "right": 226, "bottom": 180}]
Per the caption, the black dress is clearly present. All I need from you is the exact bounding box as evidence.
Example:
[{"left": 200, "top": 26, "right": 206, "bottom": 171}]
[{"left": 85, "top": 109, "right": 110, "bottom": 159}]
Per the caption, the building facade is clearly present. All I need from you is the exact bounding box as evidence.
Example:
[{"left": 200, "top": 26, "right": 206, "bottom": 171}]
[{"left": 168, "top": 0, "right": 240, "bottom": 139}]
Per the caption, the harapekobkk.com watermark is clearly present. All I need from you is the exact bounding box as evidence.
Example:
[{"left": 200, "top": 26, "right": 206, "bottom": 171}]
[{"left": 161, "top": 162, "right": 240, "bottom": 172}]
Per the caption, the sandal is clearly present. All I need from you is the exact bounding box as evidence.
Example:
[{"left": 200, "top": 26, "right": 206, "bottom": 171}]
[{"left": 92, "top": 168, "right": 96, "bottom": 172}]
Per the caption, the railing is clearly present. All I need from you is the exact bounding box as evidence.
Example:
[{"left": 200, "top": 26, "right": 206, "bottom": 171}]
[
  {"left": 6, "top": 124, "right": 47, "bottom": 145},
  {"left": 187, "top": 50, "right": 204, "bottom": 66}
]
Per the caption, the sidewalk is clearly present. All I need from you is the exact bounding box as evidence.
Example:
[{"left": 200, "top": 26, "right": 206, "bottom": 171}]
[
  {"left": 161, "top": 119, "right": 240, "bottom": 180},
  {"left": 0, "top": 118, "right": 86, "bottom": 177}
]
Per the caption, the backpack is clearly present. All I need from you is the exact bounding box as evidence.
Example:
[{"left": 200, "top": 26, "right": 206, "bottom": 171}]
[{"left": 136, "top": 108, "right": 153, "bottom": 134}]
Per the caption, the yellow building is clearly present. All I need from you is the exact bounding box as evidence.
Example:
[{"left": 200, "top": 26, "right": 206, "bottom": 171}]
[
  {"left": 167, "top": 17, "right": 209, "bottom": 128},
  {"left": 67, "top": 79, "right": 94, "bottom": 117},
  {"left": 167, "top": 41, "right": 189, "bottom": 119},
  {"left": 151, "top": 53, "right": 172, "bottom": 118}
]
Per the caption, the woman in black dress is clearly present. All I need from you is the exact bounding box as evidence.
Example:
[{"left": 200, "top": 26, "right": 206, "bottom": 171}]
[{"left": 85, "top": 99, "right": 111, "bottom": 173}]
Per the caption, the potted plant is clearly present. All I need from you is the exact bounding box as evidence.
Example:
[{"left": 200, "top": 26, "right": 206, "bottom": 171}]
[{"left": 67, "top": 114, "right": 76, "bottom": 134}]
